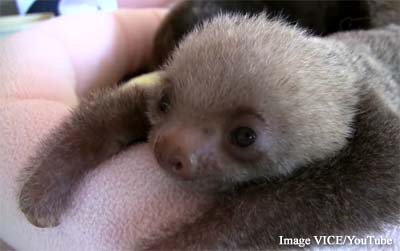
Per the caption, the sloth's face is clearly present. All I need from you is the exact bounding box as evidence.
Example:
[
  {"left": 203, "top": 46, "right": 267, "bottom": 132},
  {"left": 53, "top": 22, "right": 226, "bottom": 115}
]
[
  {"left": 144, "top": 16, "right": 357, "bottom": 191},
  {"left": 146, "top": 85, "right": 274, "bottom": 192}
]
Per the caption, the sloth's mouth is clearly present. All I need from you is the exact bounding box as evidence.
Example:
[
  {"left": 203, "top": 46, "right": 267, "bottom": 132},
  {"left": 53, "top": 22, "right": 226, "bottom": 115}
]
[{"left": 170, "top": 173, "right": 228, "bottom": 193}]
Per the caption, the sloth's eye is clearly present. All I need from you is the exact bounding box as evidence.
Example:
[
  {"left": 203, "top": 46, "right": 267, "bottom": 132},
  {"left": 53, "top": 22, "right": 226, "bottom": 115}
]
[
  {"left": 230, "top": 127, "right": 257, "bottom": 148},
  {"left": 158, "top": 94, "right": 170, "bottom": 113}
]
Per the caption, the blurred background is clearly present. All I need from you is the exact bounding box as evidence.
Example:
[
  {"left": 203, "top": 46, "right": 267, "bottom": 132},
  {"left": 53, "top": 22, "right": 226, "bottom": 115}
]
[{"left": 0, "top": 0, "right": 177, "bottom": 37}]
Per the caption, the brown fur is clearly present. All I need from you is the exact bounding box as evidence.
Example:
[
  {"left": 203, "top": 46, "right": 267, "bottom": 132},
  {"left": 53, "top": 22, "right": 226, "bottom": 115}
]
[
  {"left": 19, "top": 85, "right": 150, "bottom": 227},
  {"left": 151, "top": 0, "right": 400, "bottom": 68},
  {"left": 143, "top": 89, "right": 400, "bottom": 250},
  {"left": 369, "top": 0, "right": 400, "bottom": 27},
  {"left": 156, "top": 16, "right": 360, "bottom": 178},
  {"left": 141, "top": 16, "right": 400, "bottom": 249},
  {"left": 18, "top": 13, "right": 399, "bottom": 251}
]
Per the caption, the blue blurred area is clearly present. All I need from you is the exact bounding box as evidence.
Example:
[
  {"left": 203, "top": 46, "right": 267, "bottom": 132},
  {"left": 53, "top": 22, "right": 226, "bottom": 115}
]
[{"left": 27, "top": 0, "right": 60, "bottom": 15}]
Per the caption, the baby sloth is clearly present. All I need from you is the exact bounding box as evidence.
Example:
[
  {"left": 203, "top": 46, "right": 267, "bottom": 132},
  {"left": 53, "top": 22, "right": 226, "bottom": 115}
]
[{"left": 19, "top": 15, "right": 399, "bottom": 249}]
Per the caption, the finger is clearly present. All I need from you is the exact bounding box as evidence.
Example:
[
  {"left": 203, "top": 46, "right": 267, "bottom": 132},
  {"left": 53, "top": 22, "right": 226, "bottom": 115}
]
[{"left": 0, "top": 9, "right": 167, "bottom": 104}]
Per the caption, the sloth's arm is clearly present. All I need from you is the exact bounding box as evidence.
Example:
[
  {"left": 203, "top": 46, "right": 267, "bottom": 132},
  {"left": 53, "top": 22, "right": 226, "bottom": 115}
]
[
  {"left": 19, "top": 85, "right": 150, "bottom": 228},
  {"left": 141, "top": 186, "right": 290, "bottom": 250}
]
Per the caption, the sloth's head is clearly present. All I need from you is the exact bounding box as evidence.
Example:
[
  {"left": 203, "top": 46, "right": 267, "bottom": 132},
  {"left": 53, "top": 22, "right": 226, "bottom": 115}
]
[{"left": 147, "top": 15, "right": 359, "bottom": 191}]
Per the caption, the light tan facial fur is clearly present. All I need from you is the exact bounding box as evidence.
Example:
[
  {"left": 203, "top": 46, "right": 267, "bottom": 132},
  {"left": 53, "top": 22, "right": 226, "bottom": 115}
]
[{"left": 155, "top": 14, "right": 360, "bottom": 177}]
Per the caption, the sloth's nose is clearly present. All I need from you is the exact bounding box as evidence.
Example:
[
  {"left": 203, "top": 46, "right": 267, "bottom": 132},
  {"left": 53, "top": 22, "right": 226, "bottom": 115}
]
[
  {"left": 166, "top": 153, "right": 193, "bottom": 179},
  {"left": 154, "top": 125, "right": 216, "bottom": 180}
]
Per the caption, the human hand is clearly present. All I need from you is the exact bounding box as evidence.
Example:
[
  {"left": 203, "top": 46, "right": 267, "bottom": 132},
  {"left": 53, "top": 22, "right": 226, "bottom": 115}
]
[
  {"left": 0, "top": 8, "right": 167, "bottom": 103},
  {"left": 0, "top": 4, "right": 212, "bottom": 250},
  {"left": 0, "top": 6, "right": 169, "bottom": 228}
]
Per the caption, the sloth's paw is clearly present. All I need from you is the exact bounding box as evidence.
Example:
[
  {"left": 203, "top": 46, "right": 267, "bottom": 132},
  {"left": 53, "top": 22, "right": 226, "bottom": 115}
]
[{"left": 19, "top": 176, "right": 64, "bottom": 228}]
